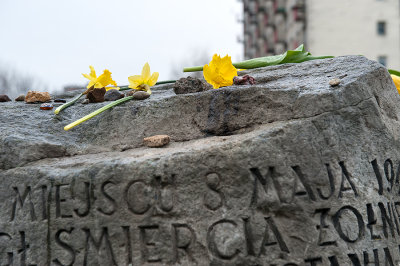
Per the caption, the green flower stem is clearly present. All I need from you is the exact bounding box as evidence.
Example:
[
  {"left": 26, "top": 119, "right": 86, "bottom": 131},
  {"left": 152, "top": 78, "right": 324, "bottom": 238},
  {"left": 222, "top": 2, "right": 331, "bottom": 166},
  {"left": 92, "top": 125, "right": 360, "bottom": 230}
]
[
  {"left": 64, "top": 96, "right": 134, "bottom": 131},
  {"left": 54, "top": 93, "right": 84, "bottom": 114},
  {"left": 183, "top": 56, "right": 334, "bottom": 72},
  {"left": 111, "top": 80, "right": 177, "bottom": 91},
  {"left": 389, "top": 69, "right": 400, "bottom": 77},
  {"left": 183, "top": 45, "right": 334, "bottom": 72}
]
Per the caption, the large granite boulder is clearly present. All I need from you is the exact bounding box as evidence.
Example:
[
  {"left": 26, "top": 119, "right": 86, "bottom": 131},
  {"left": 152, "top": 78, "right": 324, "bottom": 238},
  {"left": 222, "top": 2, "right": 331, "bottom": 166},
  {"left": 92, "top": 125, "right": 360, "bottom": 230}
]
[{"left": 1, "top": 56, "right": 400, "bottom": 265}]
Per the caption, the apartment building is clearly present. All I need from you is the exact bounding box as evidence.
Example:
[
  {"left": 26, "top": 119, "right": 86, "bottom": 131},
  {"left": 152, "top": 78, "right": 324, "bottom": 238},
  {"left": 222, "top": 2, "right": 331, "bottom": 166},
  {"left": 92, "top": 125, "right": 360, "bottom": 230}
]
[{"left": 243, "top": 0, "right": 400, "bottom": 69}]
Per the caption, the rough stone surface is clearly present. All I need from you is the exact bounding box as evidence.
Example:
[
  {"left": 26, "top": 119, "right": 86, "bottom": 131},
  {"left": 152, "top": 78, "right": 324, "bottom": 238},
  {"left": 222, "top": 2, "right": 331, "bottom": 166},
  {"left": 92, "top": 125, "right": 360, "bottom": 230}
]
[
  {"left": 14, "top": 94, "right": 25, "bottom": 101},
  {"left": 86, "top": 87, "right": 106, "bottom": 103},
  {"left": 0, "top": 95, "right": 11, "bottom": 102},
  {"left": 104, "top": 89, "right": 124, "bottom": 101},
  {"left": 2, "top": 56, "right": 400, "bottom": 264},
  {"left": 25, "top": 90, "right": 51, "bottom": 103},
  {"left": 173, "top": 76, "right": 212, "bottom": 94},
  {"left": 143, "top": 134, "right": 170, "bottom": 147}
]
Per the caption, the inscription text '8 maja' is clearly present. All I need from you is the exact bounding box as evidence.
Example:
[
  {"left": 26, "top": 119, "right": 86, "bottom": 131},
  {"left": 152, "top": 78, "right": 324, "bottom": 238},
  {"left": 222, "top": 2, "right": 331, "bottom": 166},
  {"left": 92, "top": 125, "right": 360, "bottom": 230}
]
[{"left": 1, "top": 56, "right": 400, "bottom": 265}]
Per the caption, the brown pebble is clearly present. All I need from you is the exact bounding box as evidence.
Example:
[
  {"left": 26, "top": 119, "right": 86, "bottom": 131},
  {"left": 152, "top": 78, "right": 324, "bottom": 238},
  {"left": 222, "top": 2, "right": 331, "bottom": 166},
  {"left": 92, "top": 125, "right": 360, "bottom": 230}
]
[
  {"left": 25, "top": 91, "right": 51, "bottom": 103},
  {"left": 125, "top": 90, "right": 135, "bottom": 97},
  {"left": 54, "top": 99, "right": 66, "bottom": 103},
  {"left": 143, "top": 135, "right": 170, "bottom": 148},
  {"left": 86, "top": 87, "right": 106, "bottom": 103},
  {"left": 15, "top": 95, "right": 25, "bottom": 101},
  {"left": 0, "top": 95, "right": 11, "bottom": 102},
  {"left": 329, "top": 78, "right": 341, "bottom": 86},
  {"left": 132, "top": 91, "right": 151, "bottom": 100}
]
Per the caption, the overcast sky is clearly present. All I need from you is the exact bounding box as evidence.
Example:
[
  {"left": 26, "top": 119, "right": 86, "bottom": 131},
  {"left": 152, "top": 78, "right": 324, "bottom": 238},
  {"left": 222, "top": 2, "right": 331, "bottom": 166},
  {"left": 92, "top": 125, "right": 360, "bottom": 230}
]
[{"left": 0, "top": 0, "right": 243, "bottom": 92}]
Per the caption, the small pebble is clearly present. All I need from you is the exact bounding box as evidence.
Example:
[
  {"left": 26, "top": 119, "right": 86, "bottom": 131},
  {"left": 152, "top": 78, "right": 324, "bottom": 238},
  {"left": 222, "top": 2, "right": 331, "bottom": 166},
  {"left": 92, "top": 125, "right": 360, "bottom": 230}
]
[
  {"left": 0, "top": 95, "right": 11, "bottom": 102},
  {"left": 233, "top": 75, "right": 256, "bottom": 85},
  {"left": 125, "top": 90, "right": 135, "bottom": 97},
  {"left": 86, "top": 87, "right": 106, "bottom": 103},
  {"left": 40, "top": 103, "right": 54, "bottom": 110},
  {"left": 143, "top": 135, "right": 170, "bottom": 148},
  {"left": 81, "top": 99, "right": 89, "bottom": 104},
  {"left": 54, "top": 99, "right": 66, "bottom": 103},
  {"left": 329, "top": 78, "right": 341, "bottom": 87},
  {"left": 15, "top": 95, "right": 25, "bottom": 101},
  {"left": 132, "top": 91, "right": 151, "bottom": 100},
  {"left": 104, "top": 89, "right": 124, "bottom": 101},
  {"left": 173, "top": 76, "right": 212, "bottom": 94},
  {"left": 25, "top": 91, "right": 51, "bottom": 103}
]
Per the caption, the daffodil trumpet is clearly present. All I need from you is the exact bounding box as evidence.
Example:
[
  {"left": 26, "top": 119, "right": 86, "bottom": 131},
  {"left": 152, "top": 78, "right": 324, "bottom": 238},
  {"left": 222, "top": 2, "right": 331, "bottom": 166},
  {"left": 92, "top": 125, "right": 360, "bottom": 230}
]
[{"left": 183, "top": 44, "right": 333, "bottom": 72}]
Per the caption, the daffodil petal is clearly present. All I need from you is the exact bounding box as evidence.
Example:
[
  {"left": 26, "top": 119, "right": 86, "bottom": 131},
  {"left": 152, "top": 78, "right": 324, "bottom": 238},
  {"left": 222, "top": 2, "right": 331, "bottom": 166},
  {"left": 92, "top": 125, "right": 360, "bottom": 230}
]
[
  {"left": 105, "top": 86, "right": 120, "bottom": 91},
  {"left": 82, "top": 73, "right": 96, "bottom": 82},
  {"left": 391, "top": 74, "right": 400, "bottom": 95},
  {"left": 89, "top": 65, "right": 96, "bottom": 78},
  {"left": 141, "top": 63, "right": 151, "bottom": 81},
  {"left": 148, "top": 72, "right": 159, "bottom": 86},
  {"left": 87, "top": 81, "right": 97, "bottom": 89},
  {"left": 94, "top": 83, "right": 104, "bottom": 89}
]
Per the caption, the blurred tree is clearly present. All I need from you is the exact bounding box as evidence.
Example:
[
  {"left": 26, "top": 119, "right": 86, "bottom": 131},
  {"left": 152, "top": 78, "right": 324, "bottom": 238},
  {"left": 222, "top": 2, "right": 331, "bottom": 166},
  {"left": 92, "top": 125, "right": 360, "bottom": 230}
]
[
  {"left": 170, "top": 50, "right": 210, "bottom": 80},
  {"left": 0, "top": 63, "right": 47, "bottom": 98}
]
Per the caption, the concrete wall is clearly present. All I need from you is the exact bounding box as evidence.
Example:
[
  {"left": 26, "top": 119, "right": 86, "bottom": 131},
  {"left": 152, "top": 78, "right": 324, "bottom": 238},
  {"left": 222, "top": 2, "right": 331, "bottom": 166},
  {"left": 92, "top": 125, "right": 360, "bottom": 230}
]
[{"left": 306, "top": 0, "right": 400, "bottom": 69}]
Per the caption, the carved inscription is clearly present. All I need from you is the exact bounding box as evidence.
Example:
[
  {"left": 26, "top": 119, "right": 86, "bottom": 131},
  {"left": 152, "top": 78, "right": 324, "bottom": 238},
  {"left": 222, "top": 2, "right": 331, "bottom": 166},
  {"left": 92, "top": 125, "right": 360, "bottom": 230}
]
[{"left": 4, "top": 157, "right": 400, "bottom": 264}]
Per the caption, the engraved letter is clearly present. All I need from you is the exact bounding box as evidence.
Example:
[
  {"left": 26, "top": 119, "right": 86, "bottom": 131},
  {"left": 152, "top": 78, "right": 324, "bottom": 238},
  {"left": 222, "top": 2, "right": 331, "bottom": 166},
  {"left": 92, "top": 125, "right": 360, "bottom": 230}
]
[
  {"left": 53, "top": 228, "right": 75, "bottom": 266},
  {"left": 125, "top": 180, "right": 153, "bottom": 215},
  {"left": 172, "top": 223, "right": 196, "bottom": 264},
  {"left": 317, "top": 164, "right": 335, "bottom": 200},
  {"left": 74, "top": 182, "right": 92, "bottom": 218},
  {"left": 203, "top": 173, "right": 224, "bottom": 211},
  {"left": 139, "top": 225, "right": 161, "bottom": 263},
  {"left": 97, "top": 181, "right": 117, "bottom": 216},
  {"left": 56, "top": 184, "right": 72, "bottom": 218},
  {"left": 371, "top": 159, "right": 384, "bottom": 195},
  {"left": 10, "top": 186, "right": 36, "bottom": 221},
  {"left": 366, "top": 203, "right": 381, "bottom": 240},
  {"left": 207, "top": 219, "right": 240, "bottom": 260},
  {"left": 83, "top": 227, "right": 117, "bottom": 266},
  {"left": 314, "top": 208, "right": 336, "bottom": 246},
  {"left": 249, "top": 167, "right": 281, "bottom": 207},
  {"left": 363, "top": 249, "right": 379, "bottom": 266},
  {"left": 332, "top": 206, "right": 365, "bottom": 243},
  {"left": 338, "top": 161, "right": 358, "bottom": 198},
  {"left": 291, "top": 166, "right": 316, "bottom": 201},
  {"left": 378, "top": 202, "right": 396, "bottom": 238}
]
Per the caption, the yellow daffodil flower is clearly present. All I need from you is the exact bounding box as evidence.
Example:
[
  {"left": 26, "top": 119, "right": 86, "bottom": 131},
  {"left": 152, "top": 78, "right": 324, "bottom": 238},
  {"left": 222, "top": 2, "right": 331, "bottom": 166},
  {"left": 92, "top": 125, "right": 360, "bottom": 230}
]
[
  {"left": 128, "top": 63, "right": 159, "bottom": 94},
  {"left": 391, "top": 74, "right": 400, "bottom": 95},
  {"left": 82, "top": 66, "right": 117, "bottom": 90},
  {"left": 203, "top": 54, "right": 238, "bottom": 89}
]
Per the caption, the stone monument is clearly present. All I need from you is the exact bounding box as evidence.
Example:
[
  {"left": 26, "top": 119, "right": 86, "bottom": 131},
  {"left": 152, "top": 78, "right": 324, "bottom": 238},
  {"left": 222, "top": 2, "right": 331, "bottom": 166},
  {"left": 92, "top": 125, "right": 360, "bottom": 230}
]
[{"left": 1, "top": 56, "right": 400, "bottom": 265}]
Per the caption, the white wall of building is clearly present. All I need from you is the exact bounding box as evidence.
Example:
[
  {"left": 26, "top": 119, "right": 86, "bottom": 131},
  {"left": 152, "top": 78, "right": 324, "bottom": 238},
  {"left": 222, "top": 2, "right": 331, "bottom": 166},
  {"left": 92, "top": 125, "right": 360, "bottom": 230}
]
[{"left": 306, "top": 0, "right": 400, "bottom": 69}]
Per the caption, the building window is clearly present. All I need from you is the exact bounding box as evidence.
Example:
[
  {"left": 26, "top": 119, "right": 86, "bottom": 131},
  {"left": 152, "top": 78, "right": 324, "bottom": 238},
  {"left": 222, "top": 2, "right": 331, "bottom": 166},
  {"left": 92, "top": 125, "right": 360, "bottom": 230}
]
[
  {"left": 378, "top": 56, "right": 387, "bottom": 66},
  {"left": 377, "top": 21, "right": 386, "bottom": 35}
]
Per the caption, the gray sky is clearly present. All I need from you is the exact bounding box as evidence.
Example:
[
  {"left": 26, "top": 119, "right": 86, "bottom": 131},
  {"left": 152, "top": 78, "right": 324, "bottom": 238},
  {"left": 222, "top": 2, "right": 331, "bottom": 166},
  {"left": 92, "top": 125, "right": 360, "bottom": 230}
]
[{"left": 0, "top": 0, "right": 243, "bottom": 91}]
